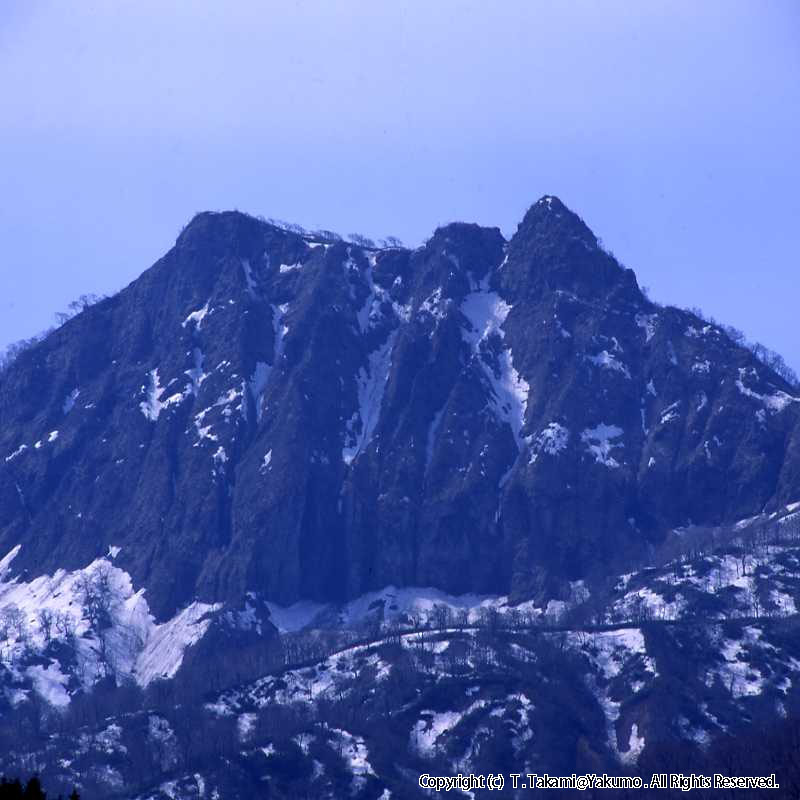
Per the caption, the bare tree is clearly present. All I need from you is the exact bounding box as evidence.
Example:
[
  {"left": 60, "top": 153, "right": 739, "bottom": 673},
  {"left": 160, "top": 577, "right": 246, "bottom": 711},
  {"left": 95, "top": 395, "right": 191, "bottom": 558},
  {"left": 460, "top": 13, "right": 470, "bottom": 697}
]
[
  {"left": 347, "top": 233, "right": 376, "bottom": 248},
  {"left": 55, "top": 611, "right": 77, "bottom": 643},
  {"left": 37, "top": 609, "right": 55, "bottom": 645},
  {"left": 78, "top": 564, "right": 117, "bottom": 633},
  {"left": 1, "top": 604, "right": 27, "bottom": 644},
  {"left": 453, "top": 608, "right": 469, "bottom": 632},
  {"left": 313, "top": 229, "right": 342, "bottom": 242},
  {"left": 431, "top": 603, "right": 452, "bottom": 631}
]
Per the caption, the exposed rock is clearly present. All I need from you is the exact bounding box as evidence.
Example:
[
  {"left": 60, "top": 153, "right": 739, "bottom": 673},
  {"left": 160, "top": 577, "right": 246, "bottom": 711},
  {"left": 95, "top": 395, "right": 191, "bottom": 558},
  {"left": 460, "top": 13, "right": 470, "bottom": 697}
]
[{"left": 1, "top": 198, "right": 798, "bottom": 619}]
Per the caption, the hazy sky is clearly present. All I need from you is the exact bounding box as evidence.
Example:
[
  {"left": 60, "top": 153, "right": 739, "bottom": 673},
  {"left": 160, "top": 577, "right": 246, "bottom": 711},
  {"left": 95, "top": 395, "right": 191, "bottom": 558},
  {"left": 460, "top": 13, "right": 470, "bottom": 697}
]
[{"left": 2, "top": 1, "right": 799, "bottom": 369}]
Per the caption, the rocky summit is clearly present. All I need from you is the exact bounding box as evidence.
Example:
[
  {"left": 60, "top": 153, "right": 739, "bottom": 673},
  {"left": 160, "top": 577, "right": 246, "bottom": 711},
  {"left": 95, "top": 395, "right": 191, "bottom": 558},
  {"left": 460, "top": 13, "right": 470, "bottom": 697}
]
[
  {"left": 2, "top": 197, "right": 800, "bottom": 799},
  {"left": 1, "top": 196, "right": 799, "bottom": 621}
]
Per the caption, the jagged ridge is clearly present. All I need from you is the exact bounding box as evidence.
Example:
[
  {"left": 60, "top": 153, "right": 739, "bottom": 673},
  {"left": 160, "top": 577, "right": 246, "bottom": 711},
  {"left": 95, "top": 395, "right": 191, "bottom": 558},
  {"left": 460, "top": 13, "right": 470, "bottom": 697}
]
[{"left": 1, "top": 196, "right": 798, "bottom": 619}]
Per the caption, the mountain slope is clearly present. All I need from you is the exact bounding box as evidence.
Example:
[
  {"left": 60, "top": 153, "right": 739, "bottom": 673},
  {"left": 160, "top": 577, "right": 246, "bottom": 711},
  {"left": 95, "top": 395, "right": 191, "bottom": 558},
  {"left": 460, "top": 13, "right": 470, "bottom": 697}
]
[
  {"left": 3, "top": 502, "right": 800, "bottom": 799},
  {"left": 1, "top": 197, "right": 798, "bottom": 619}
]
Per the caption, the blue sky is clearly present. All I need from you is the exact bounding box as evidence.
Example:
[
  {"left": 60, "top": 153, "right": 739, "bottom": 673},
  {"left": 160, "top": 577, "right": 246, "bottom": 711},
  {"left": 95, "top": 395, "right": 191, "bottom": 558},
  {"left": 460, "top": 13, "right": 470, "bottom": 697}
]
[{"left": 1, "top": 1, "right": 798, "bottom": 369}]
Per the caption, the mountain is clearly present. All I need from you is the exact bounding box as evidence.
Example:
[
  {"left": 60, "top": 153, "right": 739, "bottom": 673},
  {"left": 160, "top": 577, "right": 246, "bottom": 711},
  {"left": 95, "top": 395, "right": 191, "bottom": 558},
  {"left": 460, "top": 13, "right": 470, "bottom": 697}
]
[
  {"left": 2, "top": 197, "right": 800, "bottom": 798},
  {"left": 0, "top": 197, "right": 800, "bottom": 616},
  {"left": 1, "top": 197, "right": 798, "bottom": 620},
  {"left": 2, "top": 504, "right": 800, "bottom": 799}
]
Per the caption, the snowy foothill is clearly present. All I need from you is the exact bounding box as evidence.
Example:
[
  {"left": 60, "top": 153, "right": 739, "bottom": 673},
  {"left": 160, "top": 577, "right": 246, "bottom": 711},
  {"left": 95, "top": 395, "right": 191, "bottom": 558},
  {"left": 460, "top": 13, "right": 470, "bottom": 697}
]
[
  {"left": 263, "top": 584, "right": 547, "bottom": 635},
  {"left": 568, "top": 627, "right": 656, "bottom": 761},
  {"left": 0, "top": 545, "right": 220, "bottom": 706}
]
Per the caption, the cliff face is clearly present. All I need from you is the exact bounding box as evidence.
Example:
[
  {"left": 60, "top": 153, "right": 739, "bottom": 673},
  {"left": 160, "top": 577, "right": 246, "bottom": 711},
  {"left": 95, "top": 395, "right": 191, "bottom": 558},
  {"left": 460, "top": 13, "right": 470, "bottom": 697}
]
[{"left": 1, "top": 197, "right": 798, "bottom": 617}]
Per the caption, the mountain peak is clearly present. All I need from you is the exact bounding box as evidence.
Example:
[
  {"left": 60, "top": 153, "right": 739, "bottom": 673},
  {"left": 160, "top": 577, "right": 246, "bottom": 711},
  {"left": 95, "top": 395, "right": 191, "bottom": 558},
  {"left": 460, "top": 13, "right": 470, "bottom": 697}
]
[
  {"left": 175, "top": 210, "right": 272, "bottom": 255},
  {"left": 517, "top": 194, "right": 597, "bottom": 245},
  {"left": 2, "top": 197, "right": 798, "bottom": 623},
  {"left": 534, "top": 194, "right": 566, "bottom": 210},
  {"left": 497, "top": 195, "right": 643, "bottom": 304}
]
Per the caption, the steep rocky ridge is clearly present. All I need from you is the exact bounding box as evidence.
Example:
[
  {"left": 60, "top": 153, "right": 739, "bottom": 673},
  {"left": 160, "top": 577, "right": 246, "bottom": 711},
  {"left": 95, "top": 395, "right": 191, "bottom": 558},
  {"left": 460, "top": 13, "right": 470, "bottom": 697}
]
[{"left": 1, "top": 197, "right": 798, "bottom": 618}]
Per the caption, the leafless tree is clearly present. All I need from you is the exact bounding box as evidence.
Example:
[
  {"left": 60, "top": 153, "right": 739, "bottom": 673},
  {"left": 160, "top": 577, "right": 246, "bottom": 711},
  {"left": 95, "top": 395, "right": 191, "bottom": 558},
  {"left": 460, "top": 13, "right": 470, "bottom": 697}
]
[
  {"left": 347, "top": 233, "right": 376, "bottom": 248},
  {"left": 77, "top": 564, "right": 116, "bottom": 633},
  {"left": 54, "top": 611, "right": 77, "bottom": 643},
  {"left": 1, "top": 604, "right": 27, "bottom": 644},
  {"left": 37, "top": 609, "right": 55, "bottom": 644},
  {"left": 431, "top": 603, "right": 452, "bottom": 630}
]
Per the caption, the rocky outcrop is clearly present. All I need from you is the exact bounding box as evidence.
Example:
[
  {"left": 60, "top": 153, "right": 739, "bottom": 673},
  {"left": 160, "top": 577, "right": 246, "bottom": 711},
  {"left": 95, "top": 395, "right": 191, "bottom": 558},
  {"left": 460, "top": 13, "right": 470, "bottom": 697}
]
[{"left": 1, "top": 197, "right": 798, "bottom": 617}]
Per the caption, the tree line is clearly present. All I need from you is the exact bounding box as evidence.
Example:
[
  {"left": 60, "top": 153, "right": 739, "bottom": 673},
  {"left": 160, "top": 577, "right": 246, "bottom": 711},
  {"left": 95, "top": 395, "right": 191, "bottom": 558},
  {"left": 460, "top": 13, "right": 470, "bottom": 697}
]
[
  {"left": 0, "top": 777, "right": 79, "bottom": 800},
  {"left": 0, "top": 294, "right": 106, "bottom": 374}
]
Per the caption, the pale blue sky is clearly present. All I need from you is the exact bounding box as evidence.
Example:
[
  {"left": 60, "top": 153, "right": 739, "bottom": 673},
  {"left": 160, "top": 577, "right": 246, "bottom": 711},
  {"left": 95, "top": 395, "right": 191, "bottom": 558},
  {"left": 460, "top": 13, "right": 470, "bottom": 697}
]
[{"left": 1, "top": 1, "right": 798, "bottom": 369}]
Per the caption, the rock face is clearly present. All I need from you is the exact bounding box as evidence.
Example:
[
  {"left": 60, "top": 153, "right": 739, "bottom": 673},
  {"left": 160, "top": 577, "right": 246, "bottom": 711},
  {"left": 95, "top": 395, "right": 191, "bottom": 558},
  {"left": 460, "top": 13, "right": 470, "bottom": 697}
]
[{"left": 1, "top": 196, "right": 798, "bottom": 618}]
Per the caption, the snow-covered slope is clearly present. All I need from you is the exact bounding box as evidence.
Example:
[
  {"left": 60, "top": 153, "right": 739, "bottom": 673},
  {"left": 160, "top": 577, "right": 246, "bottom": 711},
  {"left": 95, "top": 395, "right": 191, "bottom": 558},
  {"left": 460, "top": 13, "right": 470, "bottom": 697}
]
[{"left": 0, "top": 545, "right": 219, "bottom": 706}]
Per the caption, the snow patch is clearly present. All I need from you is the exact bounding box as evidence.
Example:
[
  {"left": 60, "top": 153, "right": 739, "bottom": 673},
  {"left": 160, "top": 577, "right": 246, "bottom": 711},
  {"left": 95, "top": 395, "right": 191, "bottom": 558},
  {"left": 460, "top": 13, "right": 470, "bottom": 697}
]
[
  {"left": 527, "top": 422, "right": 569, "bottom": 464},
  {"left": 581, "top": 424, "right": 624, "bottom": 468},
  {"left": 425, "top": 407, "right": 445, "bottom": 472},
  {"left": 5, "top": 444, "right": 28, "bottom": 462},
  {"left": 241, "top": 259, "right": 257, "bottom": 296},
  {"left": 736, "top": 368, "right": 799, "bottom": 414},
  {"left": 185, "top": 348, "right": 207, "bottom": 395},
  {"left": 412, "top": 710, "right": 462, "bottom": 758},
  {"left": 635, "top": 313, "right": 657, "bottom": 342},
  {"left": 587, "top": 350, "right": 631, "bottom": 379},
  {"left": 659, "top": 401, "right": 681, "bottom": 425},
  {"left": 182, "top": 301, "right": 211, "bottom": 330},
  {"left": 461, "top": 279, "right": 529, "bottom": 444},
  {"left": 419, "top": 288, "right": 447, "bottom": 321},
  {"left": 249, "top": 304, "right": 290, "bottom": 422},
  {"left": 212, "top": 446, "right": 227, "bottom": 474},
  {"left": 0, "top": 546, "right": 221, "bottom": 704},
  {"left": 63, "top": 388, "right": 80, "bottom": 414},
  {"left": 26, "top": 662, "right": 70, "bottom": 708},
  {"left": 342, "top": 333, "right": 397, "bottom": 464},
  {"left": 135, "top": 601, "right": 221, "bottom": 686},
  {"left": 328, "top": 728, "right": 375, "bottom": 793},
  {"left": 139, "top": 369, "right": 184, "bottom": 421},
  {"left": 620, "top": 723, "right": 645, "bottom": 765},
  {"left": 686, "top": 324, "right": 713, "bottom": 338},
  {"left": 355, "top": 251, "right": 410, "bottom": 332},
  {"left": 265, "top": 599, "right": 327, "bottom": 633},
  {"left": 715, "top": 628, "right": 765, "bottom": 698}
]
